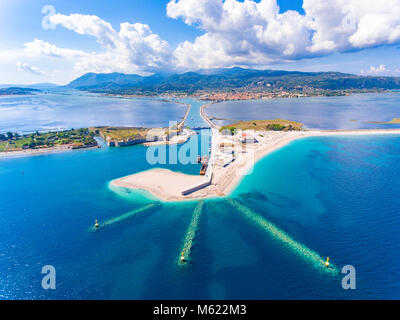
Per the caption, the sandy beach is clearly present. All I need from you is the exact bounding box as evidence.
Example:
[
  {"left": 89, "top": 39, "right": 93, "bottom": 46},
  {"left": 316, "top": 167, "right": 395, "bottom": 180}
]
[
  {"left": 111, "top": 169, "right": 208, "bottom": 201},
  {"left": 110, "top": 128, "right": 400, "bottom": 202}
]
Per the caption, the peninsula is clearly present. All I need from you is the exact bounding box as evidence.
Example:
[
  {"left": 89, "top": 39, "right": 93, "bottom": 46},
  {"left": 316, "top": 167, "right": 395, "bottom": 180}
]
[
  {"left": 111, "top": 111, "right": 400, "bottom": 202},
  {"left": 0, "top": 128, "right": 98, "bottom": 157}
]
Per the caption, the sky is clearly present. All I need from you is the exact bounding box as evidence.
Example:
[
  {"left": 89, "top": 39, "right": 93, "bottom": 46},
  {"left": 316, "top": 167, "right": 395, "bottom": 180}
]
[{"left": 1, "top": 0, "right": 400, "bottom": 85}]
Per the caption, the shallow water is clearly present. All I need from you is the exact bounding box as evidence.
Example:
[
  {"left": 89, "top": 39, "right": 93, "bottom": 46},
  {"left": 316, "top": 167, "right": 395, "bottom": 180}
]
[
  {"left": 0, "top": 91, "right": 187, "bottom": 133},
  {"left": 206, "top": 92, "right": 400, "bottom": 129}
]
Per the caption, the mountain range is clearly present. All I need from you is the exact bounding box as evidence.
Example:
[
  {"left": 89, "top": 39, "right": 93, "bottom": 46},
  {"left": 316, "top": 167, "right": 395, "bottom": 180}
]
[{"left": 66, "top": 67, "right": 400, "bottom": 94}]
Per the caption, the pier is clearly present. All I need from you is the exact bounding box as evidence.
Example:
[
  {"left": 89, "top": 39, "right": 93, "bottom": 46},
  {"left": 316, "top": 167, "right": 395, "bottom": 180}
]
[
  {"left": 226, "top": 198, "right": 338, "bottom": 274},
  {"left": 178, "top": 200, "right": 204, "bottom": 266},
  {"left": 177, "top": 103, "right": 191, "bottom": 130},
  {"left": 200, "top": 103, "right": 220, "bottom": 130},
  {"left": 180, "top": 104, "right": 218, "bottom": 195},
  {"left": 181, "top": 128, "right": 218, "bottom": 195}
]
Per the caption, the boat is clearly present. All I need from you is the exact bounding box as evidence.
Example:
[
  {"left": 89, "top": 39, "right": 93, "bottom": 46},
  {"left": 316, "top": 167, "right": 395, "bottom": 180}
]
[{"left": 200, "top": 163, "right": 207, "bottom": 175}]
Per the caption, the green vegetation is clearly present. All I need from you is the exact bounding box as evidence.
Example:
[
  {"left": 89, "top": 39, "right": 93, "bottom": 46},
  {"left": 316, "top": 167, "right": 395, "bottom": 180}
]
[
  {"left": 92, "top": 126, "right": 170, "bottom": 146},
  {"left": 93, "top": 126, "right": 160, "bottom": 142},
  {"left": 0, "top": 128, "right": 97, "bottom": 152},
  {"left": 220, "top": 119, "right": 303, "bottom": 133},
  {"left": 366, "top": 118, "right": 400, "bottom": 124},
  {"left": 266, "top": 123, "right": 287, "bottom": 131},
  {"left": 0, "top": 87, "right": 41, "bottom": 96},
  {"left": 67, "top": 68, "right": 400, "bottom": 95}
]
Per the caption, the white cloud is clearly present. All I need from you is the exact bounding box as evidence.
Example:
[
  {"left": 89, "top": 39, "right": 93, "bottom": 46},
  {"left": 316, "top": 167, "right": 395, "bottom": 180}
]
[
  {"left": 16, "top": 62, "right": 45, "bottom": 75},
  {"left": 167, "top": 0, "right": 400, "bottom": 70},
  {"left": 3, "top": 1, "right": 400, "bottom": 82},
  {"left": 24, "top": 39, "right": 88, "bottom": 59},
  {"left": 360, "top": 64, "right": 400, "bottom": 76},
  {"left": 46, "top": 13, "right": 171, "bottom": 74}
]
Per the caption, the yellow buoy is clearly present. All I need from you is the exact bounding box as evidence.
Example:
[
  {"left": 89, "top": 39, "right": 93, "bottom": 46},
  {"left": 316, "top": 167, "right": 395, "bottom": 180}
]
[
  {"left": 324, "top": 257, "right": 330, "bottom": 267},
  {"left": 95, "top": 219, "right": 99, "bottom": 229},
  {"left": 181, "top": 251, "right": 185, "bottom": 262}
]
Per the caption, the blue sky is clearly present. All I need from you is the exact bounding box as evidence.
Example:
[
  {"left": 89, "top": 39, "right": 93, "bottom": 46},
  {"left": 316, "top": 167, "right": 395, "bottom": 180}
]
[{"left": 1, "top": 0, "right": 400, "bottom": 84}]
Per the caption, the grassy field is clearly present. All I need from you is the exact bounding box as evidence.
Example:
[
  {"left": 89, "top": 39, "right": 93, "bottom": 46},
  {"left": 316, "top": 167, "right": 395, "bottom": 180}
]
[
  {"left": 220, "top": 119, "right": 303, "bottom": 133},
  {"left": 92, "top": 126, "right": 168, "bottom": 142},
  {"left": 0, "top": 128, "right": 97, "bottom": 152}
]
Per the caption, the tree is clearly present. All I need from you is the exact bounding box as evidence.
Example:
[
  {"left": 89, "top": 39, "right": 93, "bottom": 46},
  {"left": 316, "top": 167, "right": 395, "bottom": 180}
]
[
  {"left": 6, "top": 132, "right": 13, "bottom": 139},
  {"left": 266, "top": 124, "right": 286, "bottom": 131},
  {"left": 28, "top": 140, "right": 36, "bottom": 148},
  {"left": 0, "top": 134, "right": 6, "bottom": 140}
]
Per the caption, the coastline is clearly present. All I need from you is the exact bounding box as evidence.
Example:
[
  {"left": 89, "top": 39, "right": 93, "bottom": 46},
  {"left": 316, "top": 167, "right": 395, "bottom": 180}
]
[
  {"left": 110, "top": 128, "right": 400, "bottom": 202},
  {"left": 0, "top": 144, "right": 100, "bottom": 159},
  {"left": 0, "top": 97, "right": 191, "bottom": 159}
]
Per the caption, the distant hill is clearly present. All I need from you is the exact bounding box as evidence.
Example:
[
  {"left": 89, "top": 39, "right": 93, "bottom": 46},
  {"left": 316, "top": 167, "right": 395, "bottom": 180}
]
[
  {"left": 0, "top": 83, "right": 58, "bottom": 90},
  {"left": 67, "top": 67, "right": 400, "bottom": 94},
  {"left": 0, "top": 87, "right": 41, "bottom": 96}
]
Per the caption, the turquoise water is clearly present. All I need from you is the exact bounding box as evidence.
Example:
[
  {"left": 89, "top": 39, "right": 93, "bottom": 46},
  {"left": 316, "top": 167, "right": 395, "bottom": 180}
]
[
  {"left": 206, "top": 92, "right": 400, "bottom": 129},
  {"left": 1, "top": 134, "right": 400, "bottom": 299},
  {"left": 1, "top": 94, "right": 400, "bottom": 299}
]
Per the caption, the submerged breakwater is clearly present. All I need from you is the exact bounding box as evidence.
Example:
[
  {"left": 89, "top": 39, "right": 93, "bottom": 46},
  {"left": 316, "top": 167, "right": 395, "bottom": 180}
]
[
  {"left": 178, "top": 200, "right": 204, "bottom": 266},
  {"left": 226, "top": 198, "right": 338, "bottom": 275},
  {"left": 89, "top": 202, "right": 161, "bottom": 231}
]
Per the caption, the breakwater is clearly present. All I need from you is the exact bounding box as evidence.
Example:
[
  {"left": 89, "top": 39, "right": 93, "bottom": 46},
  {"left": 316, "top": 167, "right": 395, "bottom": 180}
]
[
  {"left": 227, "top": 198, "right": 338, "bottom": 275},
  {"left": 178, "top": 200, "right": 204, "bottom": 266}
]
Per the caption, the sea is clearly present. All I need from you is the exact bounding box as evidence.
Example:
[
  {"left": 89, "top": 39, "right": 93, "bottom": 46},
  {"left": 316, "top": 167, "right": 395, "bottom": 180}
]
[{"left": 0, "top": 91, "right": 399, "bottom": 299}]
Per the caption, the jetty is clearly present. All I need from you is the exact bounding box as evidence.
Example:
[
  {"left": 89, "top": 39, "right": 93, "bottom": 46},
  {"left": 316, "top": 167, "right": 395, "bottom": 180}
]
[
  {"left": 226, "top": 198, "right": 338, "bottom": 274},
  {"left": 178, "top": 200, "right": 204, "bottom": 266},
  {"left": 90, "top": 202, "right": 161, "bottom": 231}
]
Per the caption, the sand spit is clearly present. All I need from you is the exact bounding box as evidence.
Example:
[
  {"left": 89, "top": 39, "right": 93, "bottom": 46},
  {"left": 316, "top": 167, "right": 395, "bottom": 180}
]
[{"left": 110, "top": 128, "right": 400, "bottom": 202}]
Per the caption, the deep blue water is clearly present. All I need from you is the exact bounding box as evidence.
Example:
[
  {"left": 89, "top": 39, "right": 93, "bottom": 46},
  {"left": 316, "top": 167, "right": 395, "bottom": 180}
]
[
  {"left": 1, "top": 134, "right": 399, "bottom": 299},
  {"left": 206, "top": 92, "right": 400, "bottom": 129},
  {"left": 1, "top": 94, "right": 400, "bottom": 299}
]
